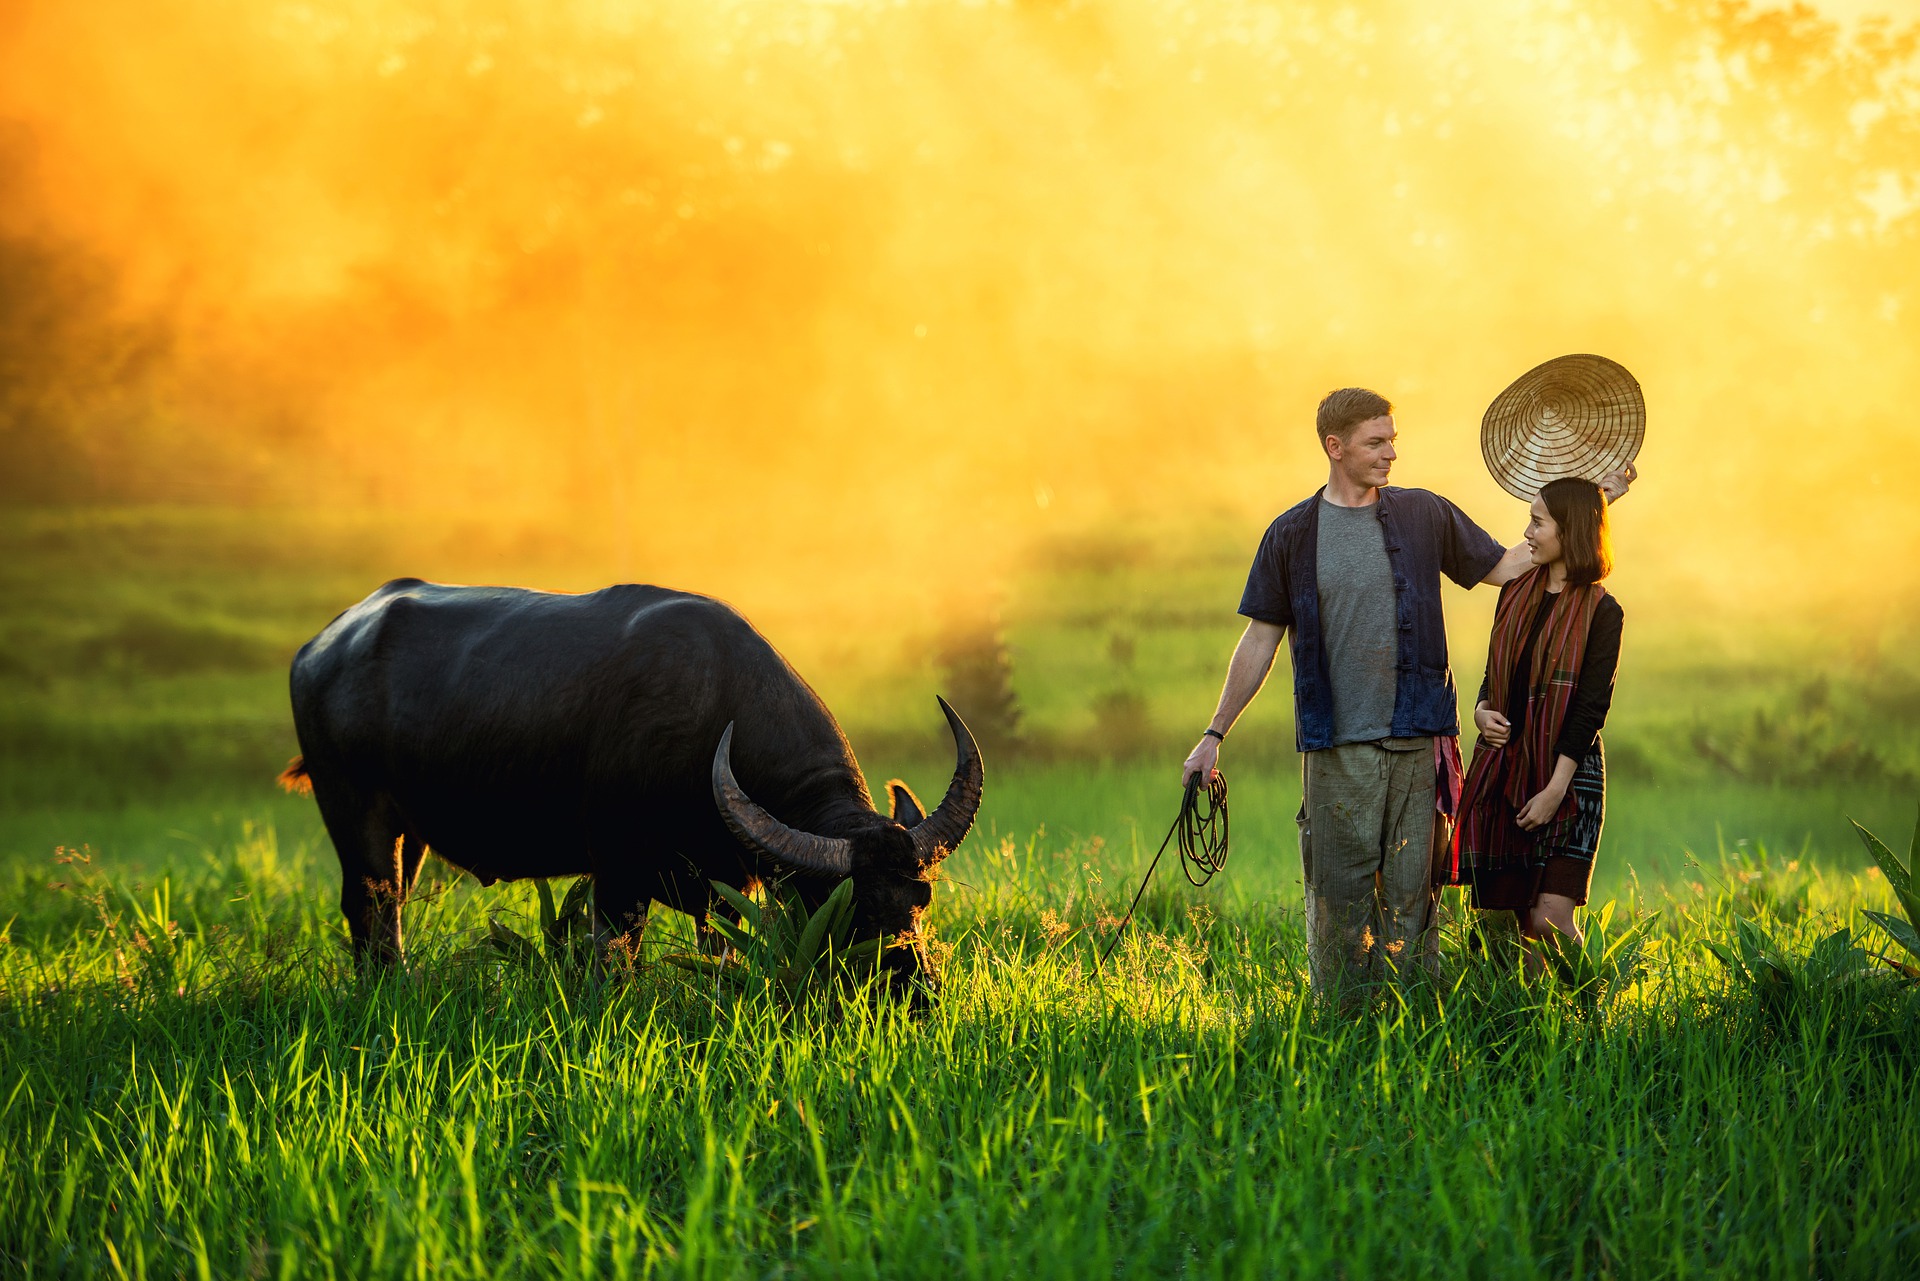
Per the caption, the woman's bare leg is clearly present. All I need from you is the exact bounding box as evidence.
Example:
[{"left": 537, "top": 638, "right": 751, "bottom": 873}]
[
  {"left": 1517, "top": 892, "right": 1583, "bottom": 973},
  {"left": 1528, "top": 893, "right": 1582, "bottom": 943}
]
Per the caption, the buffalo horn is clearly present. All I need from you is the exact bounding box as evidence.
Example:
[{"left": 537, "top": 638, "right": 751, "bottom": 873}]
[
  {"left": 711, "top": 724, "right": 854, "bottom": 876},
  {"left": 909, "top": 696, "right": 985, "bottom": 866}
]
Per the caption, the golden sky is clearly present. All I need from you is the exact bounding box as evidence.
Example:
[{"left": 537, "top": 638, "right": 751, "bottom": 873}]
[{"left": 2, "top": 0, "right": 1916, "bottom": 623}]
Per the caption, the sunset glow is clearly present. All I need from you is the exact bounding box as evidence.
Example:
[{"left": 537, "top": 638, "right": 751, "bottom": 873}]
[{"left": 2, "top": 1, "right": 1915, "bottom": 623}]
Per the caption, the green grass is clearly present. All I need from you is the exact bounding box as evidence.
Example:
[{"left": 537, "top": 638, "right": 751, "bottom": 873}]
[
  {"left": 2, "top": 806, "right": 1916, "bottom": 1278},
  {"left": 3, "top": 507, "right": 1919, "bottom": 1277}
]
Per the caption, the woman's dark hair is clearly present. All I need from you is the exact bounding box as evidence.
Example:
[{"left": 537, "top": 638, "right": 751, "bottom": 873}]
[{"left": 1539, "top": 477, "right": 1612, "bottom": 585}]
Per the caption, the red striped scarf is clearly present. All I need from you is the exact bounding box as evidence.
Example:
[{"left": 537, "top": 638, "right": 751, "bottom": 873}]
[{"left": 1454, "top": 567, "right": 1604, "bottom": 872}]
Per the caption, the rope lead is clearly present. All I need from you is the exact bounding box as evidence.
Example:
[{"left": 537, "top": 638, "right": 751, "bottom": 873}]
[{"left": 1096, "top": 770, "right": 1230, "bottom": 970}]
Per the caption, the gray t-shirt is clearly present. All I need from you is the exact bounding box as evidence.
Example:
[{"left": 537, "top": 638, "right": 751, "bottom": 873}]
[{"left": 1316, "top": 498, "right": 1399, "bottom": 744}]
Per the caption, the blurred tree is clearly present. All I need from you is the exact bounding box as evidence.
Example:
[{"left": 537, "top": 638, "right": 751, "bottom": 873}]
[
  {"left": 935, "top": 624, "right": 1024, "bottom": 760},
  {"left": 0, "top": 213, "right": 164, "bottom": 501},
  {"left": 1090, "top": 686, "right": 1155, "bottom": 761}
]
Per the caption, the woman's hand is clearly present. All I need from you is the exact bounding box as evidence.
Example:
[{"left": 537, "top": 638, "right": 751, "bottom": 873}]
[
  {"left": 1473, "top": 702, "right": 1510, "bottom": 749},
  {"left": 1515, "top": 782, "right": 1569, "bottom": 831}
]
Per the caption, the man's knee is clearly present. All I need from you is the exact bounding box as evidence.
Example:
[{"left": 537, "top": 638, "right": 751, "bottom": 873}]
[{"left": 1305, "top": 891, "right": 1379, "bottom": 990}]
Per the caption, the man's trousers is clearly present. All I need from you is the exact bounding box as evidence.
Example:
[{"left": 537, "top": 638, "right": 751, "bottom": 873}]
[{"left": 1298, "top": 738, "right": 1439, "bottom": 994}]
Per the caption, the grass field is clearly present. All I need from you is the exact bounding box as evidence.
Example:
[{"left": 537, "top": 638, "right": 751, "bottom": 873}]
[
  {"left": 3, "top": 508, "right": 1919, "bottom": 1277},
  {"left": 3, "top": 800, "right": 1917, "bottom": 1278}
]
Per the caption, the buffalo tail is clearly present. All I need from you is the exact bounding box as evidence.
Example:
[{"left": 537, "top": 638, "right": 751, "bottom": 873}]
[{"left": 277, "top": 755, "right": 313, "bottom": 796}]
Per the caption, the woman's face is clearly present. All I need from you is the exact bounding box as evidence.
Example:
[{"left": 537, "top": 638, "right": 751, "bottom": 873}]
[{"left": 1525, "top": 496, "right": 1563, "bottom": 567}]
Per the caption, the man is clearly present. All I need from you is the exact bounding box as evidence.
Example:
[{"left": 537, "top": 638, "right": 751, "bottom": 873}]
[{"left": 1180, "top": 387, "right": 1629, "bottom": 994}]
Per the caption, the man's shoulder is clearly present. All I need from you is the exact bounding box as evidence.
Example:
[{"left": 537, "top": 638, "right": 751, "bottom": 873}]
[
  {"left": 1381, "top": 485, "right": 1451, "bottom": 514},
  {"left": 1260, "top": 492, "right": 1323, "bottom": 542},
  {"left": 1383, "top": 485, "right": 1487, "bottom": 531}
]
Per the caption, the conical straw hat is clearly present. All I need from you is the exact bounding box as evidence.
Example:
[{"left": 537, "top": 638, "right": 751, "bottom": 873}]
[{"left": 1481, "top": 354, "right": 1644, "bottom": 501}]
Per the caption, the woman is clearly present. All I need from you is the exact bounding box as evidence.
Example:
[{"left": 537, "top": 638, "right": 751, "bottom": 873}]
[{"left": 1455, "top": 476, "right": 1623, "bottom": 958}]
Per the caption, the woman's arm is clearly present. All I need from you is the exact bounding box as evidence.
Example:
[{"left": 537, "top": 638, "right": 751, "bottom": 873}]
[
  {"left": 1553, "top": 596, "right": 1624, "bottom": 760},
  {"left": 1516, "top": 753, "right": 1580, "bottom": 830},
  {"left": 1472, "top": 579, "right": 1516, "bottom": 746}
]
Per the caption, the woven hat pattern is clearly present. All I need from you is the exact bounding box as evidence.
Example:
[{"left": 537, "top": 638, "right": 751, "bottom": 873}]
[{"left": 1481, "top": 354, "right": 1644, "bottom": 501}]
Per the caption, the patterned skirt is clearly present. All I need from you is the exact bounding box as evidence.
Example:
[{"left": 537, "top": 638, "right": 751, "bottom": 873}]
[{"left": 1468, "top": 740, "right": 1606, "bottom": 911}]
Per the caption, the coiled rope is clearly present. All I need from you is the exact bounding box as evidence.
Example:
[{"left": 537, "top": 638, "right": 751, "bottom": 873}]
[{"left": 1095, "top": 770, "right": 1230, "bottom": 970}]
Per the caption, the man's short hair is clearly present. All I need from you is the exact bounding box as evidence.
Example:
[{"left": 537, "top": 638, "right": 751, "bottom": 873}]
[{"left": 1316, "top": 388, "right": 1393, "bottom": 451}]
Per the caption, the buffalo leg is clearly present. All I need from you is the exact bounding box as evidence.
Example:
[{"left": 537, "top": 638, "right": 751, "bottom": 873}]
[
  {"left": 592, "top": 864, "right": 650, "bottom": 960},
  {"left": 339, "top": 831, "right": 410, "bottom": 968},
  {"left": 657, "top": 868, "right": 746, "bottom": 959},
  {"left": 312, "top": 778, "right": 412, "bottom": 969}
]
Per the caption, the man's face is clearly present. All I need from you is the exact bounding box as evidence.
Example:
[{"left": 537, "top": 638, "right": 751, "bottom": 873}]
[{"left": 1326, "top": 415, "right": 1396, "bottom": 488}]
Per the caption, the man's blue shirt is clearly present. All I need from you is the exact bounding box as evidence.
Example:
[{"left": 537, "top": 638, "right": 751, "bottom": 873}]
[{"left": 1238, "top": 485, "right": 1504, "bottom": 753}]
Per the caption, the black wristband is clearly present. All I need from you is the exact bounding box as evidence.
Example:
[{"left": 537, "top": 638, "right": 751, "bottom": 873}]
[{"left": 1202, "top": 728, "right": 1226, "bottom": 742}]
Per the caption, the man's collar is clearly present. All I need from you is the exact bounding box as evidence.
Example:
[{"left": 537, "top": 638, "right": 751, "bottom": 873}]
[{"left": 1318, "top": 482, "right": 1389, "bottom": 511}]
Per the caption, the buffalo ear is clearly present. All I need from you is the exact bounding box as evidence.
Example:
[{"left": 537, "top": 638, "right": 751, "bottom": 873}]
[{"left": 888, "top": 781, "right": 927, "bottom": 828}]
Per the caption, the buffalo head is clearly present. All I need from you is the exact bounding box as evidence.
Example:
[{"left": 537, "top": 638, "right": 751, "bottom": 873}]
[{"left": 710, "top": 697, "right": 982, "bottom": 995}]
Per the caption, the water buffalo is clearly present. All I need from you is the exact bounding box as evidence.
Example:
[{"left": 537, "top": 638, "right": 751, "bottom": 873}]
[{"left": 279, "top": 579, "right": 982, "bottom": 990}]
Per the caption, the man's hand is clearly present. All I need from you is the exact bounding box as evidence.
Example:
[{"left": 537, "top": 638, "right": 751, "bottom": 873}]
[
  {"left": 1472, "top": 702, "right": 1510, "bottom": 749},
  {"left": 1598, "top": 460, "right": 1638, "bottom": 503},
  {"left": 1182, "top": 734, "right": 1221, "bottom": 787},
  {"left": 1515, "top": 781, "right": 1569, "bottom": 831}
]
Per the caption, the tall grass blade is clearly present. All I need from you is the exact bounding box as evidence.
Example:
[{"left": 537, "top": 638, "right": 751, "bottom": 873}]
[
  {"left": 1850, "top": 813, "right": 1920, "bottom": 925},
  {"left": 710, "top": 882, "right": 764, "bottom": 933},
  {"left": 485, "top": 917, "right": 540, "bottom": 965}
]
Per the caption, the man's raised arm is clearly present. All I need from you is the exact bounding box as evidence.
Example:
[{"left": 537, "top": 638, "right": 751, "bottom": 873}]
[
  {"left": 1181, "top": 619, "right": 1285, "bottom": 784},
  {"left": 1481, "top": 542, "right": 1533, "bottom": 587}
]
